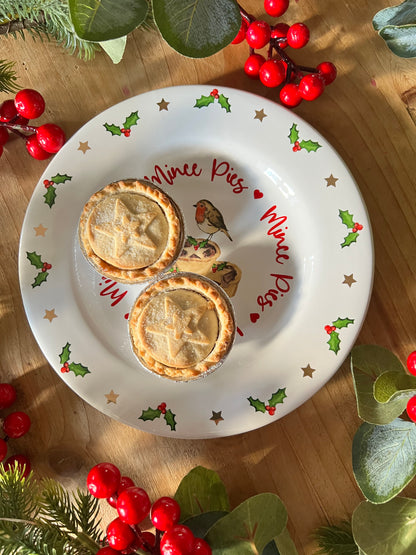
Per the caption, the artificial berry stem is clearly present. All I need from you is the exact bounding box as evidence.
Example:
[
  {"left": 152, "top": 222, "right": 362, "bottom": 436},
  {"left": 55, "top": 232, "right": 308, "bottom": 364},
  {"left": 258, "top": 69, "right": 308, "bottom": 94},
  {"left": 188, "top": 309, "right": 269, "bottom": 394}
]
[{"left": 0, "top": 120, "right": 37, "bottom": 134}]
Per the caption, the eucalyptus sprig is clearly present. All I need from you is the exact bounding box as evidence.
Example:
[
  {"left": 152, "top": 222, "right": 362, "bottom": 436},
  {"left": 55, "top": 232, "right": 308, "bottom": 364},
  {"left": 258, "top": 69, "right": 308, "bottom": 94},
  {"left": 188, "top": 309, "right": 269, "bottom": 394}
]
[{"left": 373, "top": 0, "right": 416, "bottom": 58}]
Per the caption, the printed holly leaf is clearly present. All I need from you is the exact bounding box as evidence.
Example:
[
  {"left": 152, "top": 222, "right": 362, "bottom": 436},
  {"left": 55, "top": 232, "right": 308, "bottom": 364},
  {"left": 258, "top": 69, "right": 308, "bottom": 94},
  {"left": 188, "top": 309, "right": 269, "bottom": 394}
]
[
  {"left": 32, "top": 271, "right": 48, "bottom": 288},
  {"left": 342, "top": 231, "right": 359, "bottom": 247},
  {"left": 248, "top": 397, "right": 266, "bottom": 413},
  {"left": 104, "top": 123, "right": 122, "bottom": 136},
  {"left": 268, "top": 388, "right": 287, "bottom": 407},
  {"left": 44, "top": 186, "right": 57, "bottom": 208},
  {"left": 123, "top": 111, "right": 139, "bottom": 129},
  {"left": 51, "top": 173, "right": 72, "bottom": 184},
  {"left": 139, "top": 407, "right": 162, "bottom": 421},
  {"left": 194, "top": 95, "right": 215, "bottom": 108},
  {"left": 215, "top": 262, "right": 228, "bottom": 271},
  {"left": 218, "top": 94, "right": 231, "bottom": 112},
  {"left": 199, "top": 239, "right": 208, "bottom": 248},
  {"left": 328, "top": 331, "right": 341, "bottom": 354},
  {"left": 68, "top": 362, "right": 90, "bottom": 377},
  {"left": 187, "top": 236, "right": 198, "bottom": 246},
  {"left": 288, "top": 123, "right": 299, "bottom": 144},
  {"left": 339, "top": 209, "right": 355, "bottom": 228},
  {"left": 333, "top": 317, "right": 354, "bottom": 329},
  {"left": 299, "top": 139, "right": 322, "bottom": 152},
  {"left": 164, "top": 409, "right": 177, "bottom": 431},
  {"left": 59, "top": 343, "right": 71, "bottom": 365},
  {"left": 26, "top": 251, "right": 43, "bottom": 269}
]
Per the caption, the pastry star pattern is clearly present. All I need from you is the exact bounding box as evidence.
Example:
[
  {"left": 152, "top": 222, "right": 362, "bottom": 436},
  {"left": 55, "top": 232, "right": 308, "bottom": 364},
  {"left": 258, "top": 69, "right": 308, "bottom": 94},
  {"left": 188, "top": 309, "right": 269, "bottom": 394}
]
[
  {"left": 146, "top": 296, "right": 211, "bottom": 359},
  {"left": 94, "top": 198, "right": 157, "bottom": 258}
]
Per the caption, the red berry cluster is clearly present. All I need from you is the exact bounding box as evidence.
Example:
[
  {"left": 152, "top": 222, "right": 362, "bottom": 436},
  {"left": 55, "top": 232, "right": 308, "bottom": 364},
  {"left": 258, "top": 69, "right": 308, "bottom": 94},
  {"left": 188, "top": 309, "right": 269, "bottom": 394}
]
[
  {"left": 406, "top": 351, "right": 416, "bottom": 422},
  {"left": 0, "top": 383, "right": 31, "bottom": 477},
  {"left": 231, "top": 0, "right": 337, "bottom": 106},
  {"left": 324, "top": 325, "right": 336, "bottom": 334},
  {"left": 0, "top": 88, "right": 66, "bottom": 160},
  {"left": 87, "top": 463, "right": 212, "bottom": 555}
]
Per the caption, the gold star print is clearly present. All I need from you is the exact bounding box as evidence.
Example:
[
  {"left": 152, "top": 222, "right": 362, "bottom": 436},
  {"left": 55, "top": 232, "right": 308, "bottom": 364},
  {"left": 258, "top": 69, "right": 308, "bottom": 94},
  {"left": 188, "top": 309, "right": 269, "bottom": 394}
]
[
  {"left": 210, "top": 411, "right": 224, "bottom": 425},
  {"left": 34, "top": 224, "right": 47, "bottom": 236},
  {"left": 105, "top": 390, "right": 119, "bottom": 404},
  {"left": 302, "top": 364, "right": 316, "bottom": 378},
  {"left": 94, "top": 199, "right": 157, "bottom": 258},
  {"left": 78, "top": 141, "right": 91, "bottom": 154},
  {"left": 157, "top": 98, "right": 170, "bottom": 111},
  {"left": 325, "top": 174, "right": 338, "bottom": 187},
  {"left": 343, "top": 274, "right": 357, "bottom": 287},
  {"left": 146, "top": 296, "right": 211, "bottom": 359},
  {"left": 43, "top": 308, "right": 57, "bottom": 322},
  {"left": 254, "top": 109, "right": 267, "bottom": 122}
]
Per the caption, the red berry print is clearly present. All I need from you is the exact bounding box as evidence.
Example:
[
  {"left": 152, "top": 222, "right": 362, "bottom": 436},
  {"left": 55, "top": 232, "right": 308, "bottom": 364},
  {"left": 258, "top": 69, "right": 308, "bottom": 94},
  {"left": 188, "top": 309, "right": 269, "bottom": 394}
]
[
  {"left": 287, "top": 23, "right": 310, "bottom": 49},
  {"left": 3, "top": 411, "right": 31, "bottom": 439},
  {"left": 25, "top": 134, "right": 52, "bottom": 160},
  {"left": 298, "top": 74, "right": 325, "bottom": 101},
  {"left": 0, "top": 383, "right": 17, "bottom": 410},
  {"left": 231, "top": 18, "right": 248, "bottom": 44},
  {"left": 116, "top": 486, "right": 151, "bottom": 525},
  {"left": 106, "top": 517, "right": 135, "bottom": 551},
  {"left": 259, "top": 59, "right": 286, "bottom": 88},
  {"left": 407, "top": 351, "right": 416, "bottom": 376},
  {"left": 264, "top": 0, "right": 289, "bottom": 18},
  {"left": 406, "top": 396, "right": 416, "bottom": 422},
  {"left": 14, "top": 89, "right": 45, "bottom": 119},
  {"left": 280, "top": 83, "right": 302, "bottom": 107},
  {"left": 3, "top": 454, "right": 31, "bottom": 478},
  {"left": 317, "top": 61, "right": 337, "bottom": 85},
  {"left": 87, "top": 462, "right": 121, "bottom": 498},
  {"left": 151, "top": 496, "right": 181, "bottom": 531},
  {"left": 36, "top": 123, "right": 66, "bottom": 154},
  {"left": 246, "top": 20, "right": 271, "bottom": 49}
]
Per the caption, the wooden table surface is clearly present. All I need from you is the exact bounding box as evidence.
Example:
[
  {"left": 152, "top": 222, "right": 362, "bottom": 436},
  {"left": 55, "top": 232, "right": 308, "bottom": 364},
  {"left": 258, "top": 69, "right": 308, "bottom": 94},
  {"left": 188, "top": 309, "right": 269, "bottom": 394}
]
[{"left": 1, "top": 1, "right": 416, "bottom": 553}]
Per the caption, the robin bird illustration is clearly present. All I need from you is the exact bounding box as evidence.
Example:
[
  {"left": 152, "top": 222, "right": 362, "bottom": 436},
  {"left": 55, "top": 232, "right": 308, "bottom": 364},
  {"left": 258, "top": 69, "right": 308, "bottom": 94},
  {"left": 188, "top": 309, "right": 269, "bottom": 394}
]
[{"left": 194, "top": 199, "right": 232, "bottom": 241}]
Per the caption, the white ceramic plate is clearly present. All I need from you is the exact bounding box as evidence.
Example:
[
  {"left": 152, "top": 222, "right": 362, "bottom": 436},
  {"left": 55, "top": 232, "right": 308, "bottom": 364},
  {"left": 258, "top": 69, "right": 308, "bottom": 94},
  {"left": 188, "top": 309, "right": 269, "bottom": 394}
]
[{"left": 19, "top": 85, "right": 373, "bottom": 439}]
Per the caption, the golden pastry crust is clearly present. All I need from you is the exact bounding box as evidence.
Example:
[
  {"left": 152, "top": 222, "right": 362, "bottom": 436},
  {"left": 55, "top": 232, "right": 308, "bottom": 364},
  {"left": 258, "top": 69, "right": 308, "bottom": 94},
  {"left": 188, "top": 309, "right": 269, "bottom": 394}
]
[
  {"left": 205, "top": 262, "right": 242, "bottom": 298},
  {"left": 129, "top": 273, "right": 235, "bottom": 381},
  {"left": 78, "top": 179, "right": 184, "bottom": 283}
]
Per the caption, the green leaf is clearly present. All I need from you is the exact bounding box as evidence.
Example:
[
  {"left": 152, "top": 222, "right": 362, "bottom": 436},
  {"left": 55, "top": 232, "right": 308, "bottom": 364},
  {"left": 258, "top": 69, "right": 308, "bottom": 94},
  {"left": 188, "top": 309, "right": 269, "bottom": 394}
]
[
  {"left": 51, "top": 173, "right": 72, "bottom": 184},
  {"left": 187, "top": 236, "right": 198, "bottom": 246},
  {"left": 268, "top": 388, "right": 287, "bottom": 407},
  {"left": 139, "top": 407, "right": 162, "bottom": 421},
  {"left": 333, "top": 317, "right": 354, "bottom": 329},
  {"left": 153, "top": 0, "right": 241, "bottom": 58},
  {"left": 352, "top": 497, "right": 416, "bottom": 554},
  {"left": 68, "top": 0, "right": 148, "bottom": 41},
  {"left": 341, "top": 232, "right": 359, "bottom": 247},
  {"left": 218, "top": 94, "right": 231, "bottom": 112},
  {"left": 194, "top": 95, "right": 216, "bottom": 108},
  {"left": 26, "top": 251, "right": 43, "bottom": 269},
  {"left": 174, "top": 466, "right": 230, "bottom": 522},
  {"left": 373, "top": 0, "right": 416, "bottom": 30},
  {"left": 352, "top": 419, "right": 416, "bottom": 503},
  {"left": 123, "top": 111, "right": 140, "bottom": 129},
  {"left": 313, "top": 520, "right": 358, "bottom": 555},
  {"left": 339, "top": 209, "right": 355, "bottom": 228},
  {"left": 199, "top": 239, "right": 208, "bottom": 248},
  {"left": 288, "top": 124, "right": 299, "bottom": 144},
  {"left": 327, "top": 331, "right": 341, "bottom": 354},
  {"left": 205, "top": 493, "right": 288, "bottom": 554},
  {"left": 68, "top": 362, "right": 90, "bottom": 377},
  {"left": 32, "top": 271, "right": 48, "bottom": 288},
  {"left": 248, "top": 397, "right": 266, "bottom": 412},
  {"left": 164, "top": 409, "right": 176, "bottom": 431},
  {"left": 299, "top": 139, "right": 321, "bottom": 152},
  {"left": 273, "top": 526, "right": 298, "bottom": 555},
  {"left": 104, "top": 123, "right": 122, "bottom": 136},
  {"left": 44, "top": 186, "right": 57, "bottom": 208},
  {"left": 262, "top": 540, "right": 280, "bottom": 554},
  {"left": 59, "top": 343, "right": 71, "bottom": 365},
  {"left": 373, "top": 371, "right": 416, "bottom": 404},
  {"left": 379, "top": 24, "right": 416, "bottom": 58},
  {"left": 350, "top": 345, "right": 407, "bottom": 424},
  {"left": 99, "top": 36, "right": 127, "bottom": 64},
  {"left": 183, "top": 511, "right": 229, "bottom": 538}
]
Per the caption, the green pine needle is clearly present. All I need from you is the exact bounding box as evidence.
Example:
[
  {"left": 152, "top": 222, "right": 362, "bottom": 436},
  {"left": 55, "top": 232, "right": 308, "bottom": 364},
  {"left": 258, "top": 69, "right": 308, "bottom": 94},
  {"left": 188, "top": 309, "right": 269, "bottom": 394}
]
[
  {"left": 312, "top": 520, "right": 359, "bottom": 555},
  {"left": 0, "top": 60, "right": 19, "bottom": 94}
]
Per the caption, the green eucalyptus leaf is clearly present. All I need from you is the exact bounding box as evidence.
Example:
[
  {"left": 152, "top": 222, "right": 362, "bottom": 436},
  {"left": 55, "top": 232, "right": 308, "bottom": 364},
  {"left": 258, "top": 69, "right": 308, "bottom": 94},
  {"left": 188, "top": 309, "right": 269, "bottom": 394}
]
[
  {"left": 99, "top": 36, "right": 127, "bottom": 63},
  {"left": 273, "top": 526, "right": 298, "bottom": 555},
  {"left": 174, "top": 466, "right": 230, "bottom": 521},
  {"left": 69, "top": 0, "right": 148, "bottom": 41},
  {"left": 373, "top": 0, "right": 416, "bottom": 31},
  {"left": 379, "top": 25, "right": 416, "bottom": 58},
  {"left": 152, "top": 0, "right": 241, "bottom": 58},
  {"left": 350, "top": 345, "right": 406, "bottom": 424},
  {"left": 374, "top": 371, "right": 416, "bottom": 404},
  {"left": 205, "top": 493, "right": 287, "bottom": 554},
  {"left": 182, "top": 511, "right": 228, "bottom": 537},
  {"left": 352, "top": 497, "right": 416, "bottom": 554},
  {"left": 352, "top": 419, "right": 416, "bottom": 503},
  {"left": 262, "top": 539, "right": 280, "bottom": 554}
]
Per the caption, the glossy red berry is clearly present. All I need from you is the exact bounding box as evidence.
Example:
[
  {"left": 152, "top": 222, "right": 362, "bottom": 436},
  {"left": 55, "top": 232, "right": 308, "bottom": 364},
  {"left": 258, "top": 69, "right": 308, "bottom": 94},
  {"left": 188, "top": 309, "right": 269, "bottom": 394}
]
[
  {"left": 0, "top": 383, "right": 17, "bottom": 410},
  {"left": 106, "top": 517, "right": 135, "bottom": 551},
  {"left": 264, "top": 0, "right": 289, "bottom": 18},
  {"left": 406, "top": 351, "right": 416, "bottom": 376},
  {"left": 0, "top": 100, "right": 18, "bottom": 122},
  {"left": 0, "top": 438, "right": 8, "bottom": 462},
  {"left": 95, "top": 548, "right": 120, "bottom": 555},
  {"left": 87, "top": 462, "right": 121, "bottom": 498},
  {"left": 271, "top": 23, "right": 290, "bottom": 48},
  {"left": 298, "top": 74, "right": 325, "bottom": 100},
  {"left": 36, "top": 123, "right": 65, "bottom": 154},
  {"left": 0, "top": 126, "right": 9, "bottom": 147},
  {"left": 406, "top": 396, "right": 416, "bottom": 422},
  {"left": 107, "top": 475, "right": 135, "bottom": 508},
  {"left": 244, "top": 54, "right": 266, "bottom": 79},
  {"left": 14, "top": 89, "right": 45, "bottom": 120},
  {"left": 3, "top": 411, "right": 31, "bottom": 438},
  {"left": 259, "top": 59, "right": 286, "bottom": 88},
  {"left": 0, "top": 145, "right": 3, "bottom": 158},
  {"left": 4, "top": 454, "right": 31, "bottom": 478},
  {"left": 192, "top": 538, "right": 212, "bottom": 554},
  {"left": 246, "top": 20, "right": 271, "bottom": 49},
  {"left": 160, "top": 524, "right": 195, "bottom": 555},
  {"left": 231, "top": 18, "right": 248, "bottom": 44},
  {"left": 151, "top": 496, "right": 181, "bottom": 531},
  {"left": 317, "top": 61, "right": 337, "bottom": 85},
  {"left": 116, "top": 486, "right": 151, "bottom": 525},
  {"left": 287, "top": 23, "right": 310, "bottom": 49},
  {"left": 141, "top": 531, "right": 156, "bottom": 548},
  {"left": 280, "top": 83, "right": 302, "bottom": 107},
  {"left": 26, "top": 134, "right": 51, "bottom": 160}
]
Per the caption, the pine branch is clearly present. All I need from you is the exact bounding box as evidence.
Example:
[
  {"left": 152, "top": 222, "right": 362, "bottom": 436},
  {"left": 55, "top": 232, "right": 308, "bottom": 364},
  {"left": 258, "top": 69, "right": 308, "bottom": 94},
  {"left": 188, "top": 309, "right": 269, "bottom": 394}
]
[
  {"left": 0, "top": 59, "right": 19, "bottom": 93},
  {"left": 312, "top": 520, "right": 359, "bottom": 555}
]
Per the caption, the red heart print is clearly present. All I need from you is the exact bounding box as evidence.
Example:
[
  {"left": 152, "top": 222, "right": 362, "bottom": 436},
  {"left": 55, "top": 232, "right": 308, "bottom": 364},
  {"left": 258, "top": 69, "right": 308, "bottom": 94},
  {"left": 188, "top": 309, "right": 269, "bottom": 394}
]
[
  {"left": 254, "top": 189, "right": 263, "bottom": 199},
  {"left": 250, "top": 313, "right": 260, "bottom": 323}
]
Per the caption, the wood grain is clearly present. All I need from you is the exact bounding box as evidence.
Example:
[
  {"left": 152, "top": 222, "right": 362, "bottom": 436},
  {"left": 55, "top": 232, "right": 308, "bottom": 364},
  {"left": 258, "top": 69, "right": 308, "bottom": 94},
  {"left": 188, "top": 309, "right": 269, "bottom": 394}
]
[{"left": 1, "top": 2, "right": 416, "bottom": 553}]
